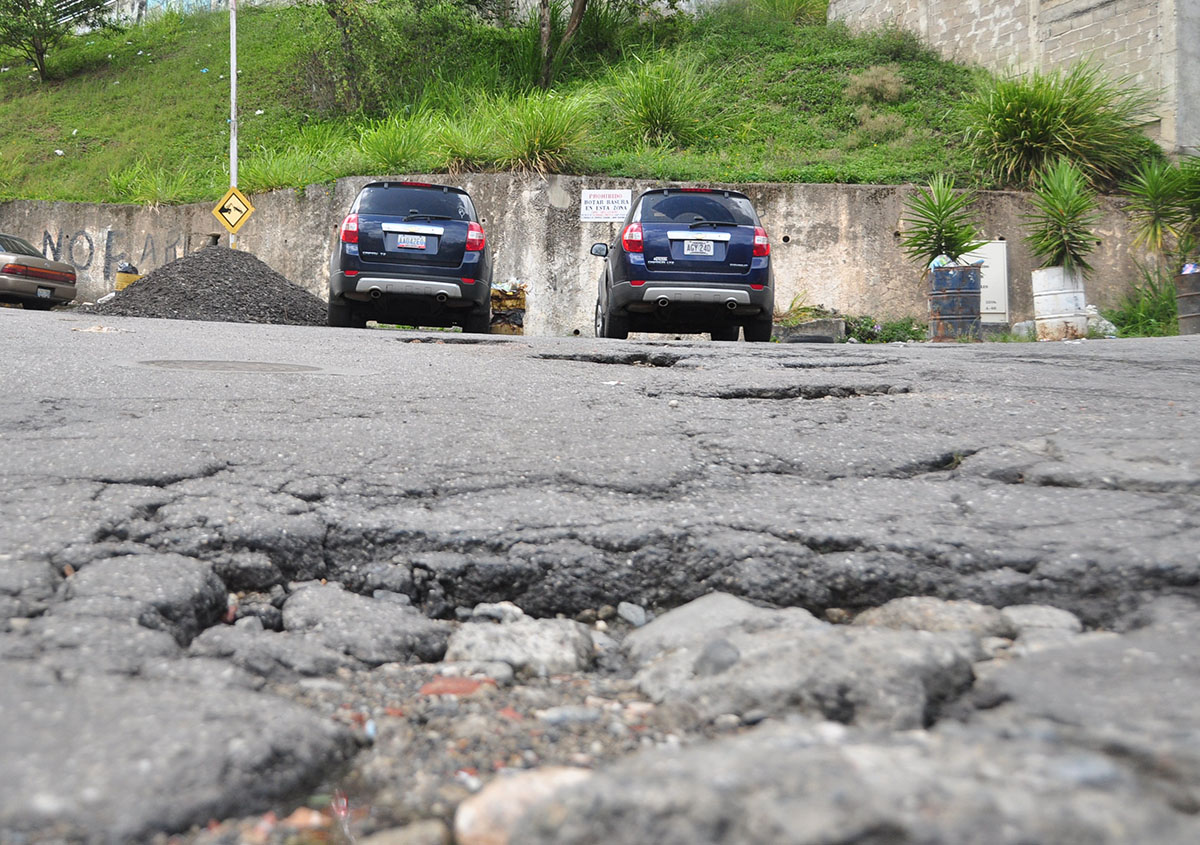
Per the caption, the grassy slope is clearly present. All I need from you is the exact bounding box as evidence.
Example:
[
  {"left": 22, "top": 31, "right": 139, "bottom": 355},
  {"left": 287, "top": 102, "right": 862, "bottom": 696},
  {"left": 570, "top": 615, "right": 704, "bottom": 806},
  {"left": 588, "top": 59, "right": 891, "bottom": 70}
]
[{"left": 0, "top": 3, "right": 981, "bottom": 203}]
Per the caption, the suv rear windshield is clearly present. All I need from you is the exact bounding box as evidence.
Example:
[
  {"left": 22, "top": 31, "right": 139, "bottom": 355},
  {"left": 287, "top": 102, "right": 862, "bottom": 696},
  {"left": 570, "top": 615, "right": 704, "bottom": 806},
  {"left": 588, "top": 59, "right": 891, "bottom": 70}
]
[
  {"left": 353, "top": 185, "right": 475, "bottom": 221},
  {"left": 637, "top": 192, "right": 757, "bottom": 226},
  {"left": 0, "top": 234, "right": 40, "bottom": 257}
]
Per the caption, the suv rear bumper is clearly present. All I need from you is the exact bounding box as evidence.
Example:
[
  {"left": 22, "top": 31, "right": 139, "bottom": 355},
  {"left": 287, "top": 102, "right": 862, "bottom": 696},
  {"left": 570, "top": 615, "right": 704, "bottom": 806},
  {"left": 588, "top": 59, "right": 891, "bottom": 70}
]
[
  {"left": 611, "top": 279, "right": 771, "bottom": 318},
  {"left": 331, "top": 269, "right": 490, "bottom": 310}
]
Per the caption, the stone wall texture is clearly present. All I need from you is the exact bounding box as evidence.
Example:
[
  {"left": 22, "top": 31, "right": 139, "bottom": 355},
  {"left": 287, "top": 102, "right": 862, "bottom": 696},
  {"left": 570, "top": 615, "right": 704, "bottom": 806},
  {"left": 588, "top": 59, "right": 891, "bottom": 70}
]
[
  {"left": 827, "top": 0, "right": 1199, "bottom": 156},
  {"left": 0, "top": 174, "right": 1142, "bottom": 334}
]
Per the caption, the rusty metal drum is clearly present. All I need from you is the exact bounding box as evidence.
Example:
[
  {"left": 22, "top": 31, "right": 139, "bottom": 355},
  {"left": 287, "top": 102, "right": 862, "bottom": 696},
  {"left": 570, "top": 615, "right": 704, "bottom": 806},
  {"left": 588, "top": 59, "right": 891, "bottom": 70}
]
[
  {"left": 928, "top": 265, "right": 981, "bottom": 341},
  {"left": 1177, "top": 272, "right": 1200, "bottom": 335}
]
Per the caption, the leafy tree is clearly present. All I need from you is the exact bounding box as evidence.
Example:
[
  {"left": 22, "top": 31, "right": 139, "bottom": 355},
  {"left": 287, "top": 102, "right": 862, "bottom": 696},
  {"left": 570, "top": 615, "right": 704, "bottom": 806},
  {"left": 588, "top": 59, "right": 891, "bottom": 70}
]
[{"left": 0, "top": 0, "right": 113, "bottom": 82}]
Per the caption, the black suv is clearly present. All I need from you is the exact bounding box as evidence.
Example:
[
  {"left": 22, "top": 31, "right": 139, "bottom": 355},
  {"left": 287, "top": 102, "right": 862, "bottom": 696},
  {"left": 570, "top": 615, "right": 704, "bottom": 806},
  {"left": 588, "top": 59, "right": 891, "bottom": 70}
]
[
  {"left": 591, "top": 188, "right": 774, "bottom": 341},
  {"left": 328, "top": 181, "right": 493, "bottom": 331}
]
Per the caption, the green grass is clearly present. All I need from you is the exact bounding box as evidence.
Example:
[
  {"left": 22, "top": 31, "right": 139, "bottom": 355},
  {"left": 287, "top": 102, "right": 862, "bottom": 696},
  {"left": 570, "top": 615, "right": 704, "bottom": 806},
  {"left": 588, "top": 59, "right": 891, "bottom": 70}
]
[
  {"left": 0, "top": 2, "right": 985, "bottom": 202},
  {"left": 1102, "top": 265, "right": 1179, "bottom": 337}
]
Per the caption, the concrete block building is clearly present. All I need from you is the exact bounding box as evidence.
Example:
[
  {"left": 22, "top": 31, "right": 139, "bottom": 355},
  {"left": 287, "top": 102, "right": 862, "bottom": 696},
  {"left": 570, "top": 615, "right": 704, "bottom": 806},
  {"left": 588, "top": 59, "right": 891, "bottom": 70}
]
[{"left": 826, "top": 0, "right": 1199, "bottom": 156}]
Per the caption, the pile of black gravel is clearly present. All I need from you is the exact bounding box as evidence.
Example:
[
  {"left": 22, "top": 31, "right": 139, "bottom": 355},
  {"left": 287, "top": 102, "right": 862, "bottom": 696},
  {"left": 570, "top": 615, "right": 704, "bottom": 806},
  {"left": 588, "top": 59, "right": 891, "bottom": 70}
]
[{"left": 89, "top": 246, "right": 326, "bottom": 326}]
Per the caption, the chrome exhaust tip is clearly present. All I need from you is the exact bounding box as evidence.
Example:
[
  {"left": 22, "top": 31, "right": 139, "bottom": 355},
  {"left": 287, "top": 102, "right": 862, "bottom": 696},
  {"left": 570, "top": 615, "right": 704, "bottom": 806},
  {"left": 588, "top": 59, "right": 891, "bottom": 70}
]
[
  {"left": 369, "top": 287, "right": 383, "bottom": 299},
  {"left": 725, "top": 298, "right": 738, "bottom": 310},
  {"left": 656, "top": 296, "right": 670, "bottom": 308},
  {"left": 435, "top": 292, "right": 448, "bottom": 303}
]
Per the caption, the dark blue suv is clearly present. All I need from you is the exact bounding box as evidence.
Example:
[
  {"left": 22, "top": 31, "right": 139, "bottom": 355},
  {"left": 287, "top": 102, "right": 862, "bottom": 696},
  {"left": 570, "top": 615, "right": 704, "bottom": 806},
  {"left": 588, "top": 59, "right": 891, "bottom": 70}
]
[
  {"left": 328, "top": 181, "right": 492, "bottom": 331},
  {"left": 591, "top": 188, "right": 774, "bottom": 341}
]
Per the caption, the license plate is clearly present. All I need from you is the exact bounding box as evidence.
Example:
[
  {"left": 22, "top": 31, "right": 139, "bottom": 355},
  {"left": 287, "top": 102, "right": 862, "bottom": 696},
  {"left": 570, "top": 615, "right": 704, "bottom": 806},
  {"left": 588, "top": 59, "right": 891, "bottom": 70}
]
[
  {"left": 683, "top": 240, "right": 714, "bottom": 256},
  {"left": 36, "top": 287, "right": 51, "bottom": 298},
  {"left": 392, "top": 233, "right": 426, "bottom": 250}
]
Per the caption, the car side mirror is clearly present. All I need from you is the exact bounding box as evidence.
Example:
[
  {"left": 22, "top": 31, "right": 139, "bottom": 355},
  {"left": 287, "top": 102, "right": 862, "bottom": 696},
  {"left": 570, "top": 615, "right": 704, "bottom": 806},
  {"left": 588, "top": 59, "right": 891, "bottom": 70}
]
[{"left": 591, "top": 243, "right": 609, "bottom": 258}]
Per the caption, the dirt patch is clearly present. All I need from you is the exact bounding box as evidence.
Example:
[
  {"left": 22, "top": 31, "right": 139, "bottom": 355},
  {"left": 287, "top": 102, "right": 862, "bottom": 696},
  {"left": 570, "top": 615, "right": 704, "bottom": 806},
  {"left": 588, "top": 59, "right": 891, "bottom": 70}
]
[{"left": 87, "top": 246, "right": 325, "bottom": 326}]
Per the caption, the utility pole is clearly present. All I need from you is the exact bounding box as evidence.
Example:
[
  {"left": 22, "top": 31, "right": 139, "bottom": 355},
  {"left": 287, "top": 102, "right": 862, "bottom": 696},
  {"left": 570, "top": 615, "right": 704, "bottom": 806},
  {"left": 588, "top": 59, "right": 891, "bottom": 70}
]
[{"left": 229, "top": 0, "right": 238, "bottom": 249}]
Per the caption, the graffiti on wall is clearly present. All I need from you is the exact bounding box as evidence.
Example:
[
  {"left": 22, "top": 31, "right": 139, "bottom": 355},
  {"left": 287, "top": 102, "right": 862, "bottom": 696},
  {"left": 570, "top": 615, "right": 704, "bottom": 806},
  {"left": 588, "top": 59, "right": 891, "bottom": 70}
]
[{"left": 41, "top": 228, "right": 195, "bottom": 284}]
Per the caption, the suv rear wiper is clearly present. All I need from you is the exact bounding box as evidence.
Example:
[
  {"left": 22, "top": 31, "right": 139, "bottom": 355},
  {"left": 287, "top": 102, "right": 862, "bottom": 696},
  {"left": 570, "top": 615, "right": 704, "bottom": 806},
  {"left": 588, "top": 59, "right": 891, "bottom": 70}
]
[
  {"left": 404, "top": 213, "right": 455, "bottom": 221},
  {"left": 688, "top": 219, "right": 740, "bottom": 229}
]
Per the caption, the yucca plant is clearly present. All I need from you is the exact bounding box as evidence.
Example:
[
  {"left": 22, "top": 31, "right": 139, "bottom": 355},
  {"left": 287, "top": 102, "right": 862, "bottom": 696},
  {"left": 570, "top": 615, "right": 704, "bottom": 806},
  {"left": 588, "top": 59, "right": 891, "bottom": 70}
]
[
  {"left": 1024, "top": 158, "right": 1101, "bottom": 275},
  {"left": 1123, "top": 159, "right": 1187, "bottom": 256},
  {"left": 611, "top": 55, "right": 707, "bottom": 148},
  {"left": 900, "top": 174, "right": 985, "bottom": 267},
  {"left": 961, "top": 60, "right": 1155, "bottom": 189},
  {"left": 492, "top": 92, "right": 592, "bottom": 173}
]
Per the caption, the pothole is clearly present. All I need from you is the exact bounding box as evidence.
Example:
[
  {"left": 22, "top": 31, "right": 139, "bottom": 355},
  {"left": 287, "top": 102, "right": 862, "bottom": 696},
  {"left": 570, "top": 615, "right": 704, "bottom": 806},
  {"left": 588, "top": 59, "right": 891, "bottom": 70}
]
[
  {"left": 396, "top": 335, "right": 517, "bottom": 345},
  {"left": 536, "top": 351, "right": 683, "bottom": 367},
  {"left": 139, "top": 360, "right": 324, "bottom": 373},
  {"left": 700, "top": 384, "right": 910, "bottom": 400},
  {"left": 779, "top": 359, "right": 894, "bottom": 369}
]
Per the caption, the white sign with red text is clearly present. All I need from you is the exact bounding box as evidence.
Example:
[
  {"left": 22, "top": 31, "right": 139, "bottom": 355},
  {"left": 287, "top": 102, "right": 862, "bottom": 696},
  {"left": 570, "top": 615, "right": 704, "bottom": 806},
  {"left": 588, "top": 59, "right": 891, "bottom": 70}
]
[{"left": 580, "top": 189, "right": 632, "bottom": 223}]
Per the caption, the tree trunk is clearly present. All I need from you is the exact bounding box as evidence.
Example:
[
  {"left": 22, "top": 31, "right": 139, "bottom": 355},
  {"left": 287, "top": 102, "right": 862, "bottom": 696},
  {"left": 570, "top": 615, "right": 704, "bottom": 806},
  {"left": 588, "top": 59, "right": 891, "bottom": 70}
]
[{"left": 538, "top": 0, "right": 589, "bottom": 89}]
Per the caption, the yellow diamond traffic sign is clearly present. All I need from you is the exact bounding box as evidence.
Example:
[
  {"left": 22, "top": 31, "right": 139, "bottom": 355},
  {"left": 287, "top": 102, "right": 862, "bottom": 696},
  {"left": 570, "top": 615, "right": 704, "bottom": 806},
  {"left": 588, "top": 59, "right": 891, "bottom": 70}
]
[{"left": 212, "top": 186, "right": 255, "bottom": 235}]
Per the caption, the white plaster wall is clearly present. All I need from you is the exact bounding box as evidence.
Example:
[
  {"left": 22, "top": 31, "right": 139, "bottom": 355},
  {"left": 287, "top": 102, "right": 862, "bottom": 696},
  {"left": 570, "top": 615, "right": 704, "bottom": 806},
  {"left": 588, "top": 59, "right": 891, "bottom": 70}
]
[{"left": 0, "top": 174, "right": 1143, "bottom": 330}]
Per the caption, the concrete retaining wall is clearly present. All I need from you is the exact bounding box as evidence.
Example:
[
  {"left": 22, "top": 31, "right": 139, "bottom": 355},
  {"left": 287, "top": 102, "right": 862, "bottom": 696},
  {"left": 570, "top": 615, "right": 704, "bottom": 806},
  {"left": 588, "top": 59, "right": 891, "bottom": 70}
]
[
  {"left": 827, "top": 0, "right": 1198, "bottom": 155},
  {"left": 0, "top": 173, "right": 1142, "bottom": 333}
]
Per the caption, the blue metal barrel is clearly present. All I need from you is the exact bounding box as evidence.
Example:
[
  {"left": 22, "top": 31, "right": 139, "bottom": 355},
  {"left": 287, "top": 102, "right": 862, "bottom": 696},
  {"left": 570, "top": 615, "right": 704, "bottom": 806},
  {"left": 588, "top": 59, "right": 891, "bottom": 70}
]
[{"left": 928, "top": 265, "right": 982, "bottom": 341}]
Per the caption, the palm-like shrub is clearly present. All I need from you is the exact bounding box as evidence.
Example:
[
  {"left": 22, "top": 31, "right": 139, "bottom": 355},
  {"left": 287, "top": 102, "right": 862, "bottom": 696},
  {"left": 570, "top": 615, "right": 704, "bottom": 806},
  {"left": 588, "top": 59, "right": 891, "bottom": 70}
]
[
  {"left": 961, "top": 60, "right": 1155, "bottom": 189},
  {"left": 1123, "top": 156, "right": 1200, "bottom": 270},
  {"left": 1024, "top": 158, "right": 1101, "bottom": 275},
  {"left": 900, "top": 174, "right": 985, "bottom": 267}
]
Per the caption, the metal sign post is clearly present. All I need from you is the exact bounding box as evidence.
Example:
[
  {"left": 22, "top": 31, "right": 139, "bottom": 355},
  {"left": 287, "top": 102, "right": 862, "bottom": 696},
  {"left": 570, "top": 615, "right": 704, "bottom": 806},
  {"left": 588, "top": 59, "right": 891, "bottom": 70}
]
[{"left": 229, "top": 0, "right": 239, "bottom": 248}]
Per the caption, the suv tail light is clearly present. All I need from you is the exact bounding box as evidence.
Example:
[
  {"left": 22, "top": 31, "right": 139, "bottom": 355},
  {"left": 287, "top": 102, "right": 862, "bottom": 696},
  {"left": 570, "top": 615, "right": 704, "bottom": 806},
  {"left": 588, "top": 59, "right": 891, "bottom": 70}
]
[
  {"left": 753, "top": 226, "right": 770, "bottom": 257},
  {"left": 621, "top": 222, "right": 643, "bottom": 253},
  {"left": 465, "top": 222, "right": 486, "bottom": 252},
  {"left": 339, "top": 214, "right": 359, "bottom": 244}
]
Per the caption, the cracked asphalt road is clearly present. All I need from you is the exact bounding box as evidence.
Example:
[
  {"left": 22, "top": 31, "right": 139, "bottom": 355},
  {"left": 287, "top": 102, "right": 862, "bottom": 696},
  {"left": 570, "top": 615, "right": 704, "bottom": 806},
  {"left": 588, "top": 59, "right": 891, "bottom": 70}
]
[{"left": 2, "top": 308, "right": 1199, "bottom": 842}]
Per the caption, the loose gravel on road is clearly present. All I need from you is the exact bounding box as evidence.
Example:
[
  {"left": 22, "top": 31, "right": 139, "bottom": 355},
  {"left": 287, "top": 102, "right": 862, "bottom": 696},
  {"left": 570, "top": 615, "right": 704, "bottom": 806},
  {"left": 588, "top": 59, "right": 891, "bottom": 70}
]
[{"left": 85, "top": 245, "right": 326, "bottom": 325}]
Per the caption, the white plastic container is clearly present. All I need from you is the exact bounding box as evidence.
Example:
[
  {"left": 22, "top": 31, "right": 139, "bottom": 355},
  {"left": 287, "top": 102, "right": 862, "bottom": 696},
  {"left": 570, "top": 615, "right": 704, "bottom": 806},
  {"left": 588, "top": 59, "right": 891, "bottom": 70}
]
[{"left": 1032, "top": 266, "right": 1088, "bottom": 341}]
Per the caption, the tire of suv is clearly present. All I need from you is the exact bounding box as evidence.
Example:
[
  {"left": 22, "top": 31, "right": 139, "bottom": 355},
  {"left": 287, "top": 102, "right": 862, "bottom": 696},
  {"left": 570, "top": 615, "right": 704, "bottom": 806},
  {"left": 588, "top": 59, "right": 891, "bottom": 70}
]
[
  {"left": 710, "top": 325, "right": 740, "bottom": 342},
  {"left": 328, "top": 297, "right": 366, "bottom": 329},
  {"left": 744, "top": 317, "right": 773, "bottom": 343},
  {"left": 463, "top": 306, "right": 491, "bottom": 334},
  {"left": 596, "top": 300, "right": 629, "bottom": 339}
]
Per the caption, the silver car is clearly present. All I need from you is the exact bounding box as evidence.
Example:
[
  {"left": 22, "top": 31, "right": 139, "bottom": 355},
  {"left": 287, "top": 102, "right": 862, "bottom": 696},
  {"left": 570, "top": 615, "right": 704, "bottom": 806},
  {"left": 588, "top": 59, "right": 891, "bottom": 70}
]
[{"left": 0, "top": 232, "right": 77, "bottom": 310}]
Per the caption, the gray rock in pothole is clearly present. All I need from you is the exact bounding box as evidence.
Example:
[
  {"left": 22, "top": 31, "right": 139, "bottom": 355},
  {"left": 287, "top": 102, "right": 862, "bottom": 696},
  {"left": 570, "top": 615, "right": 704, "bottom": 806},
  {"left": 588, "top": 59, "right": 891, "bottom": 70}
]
[
  {"left": 853, "top": 595, "right": 1017, "bottom": 639},
  {"left": 617, "top": 601, "right": 648, "bottom": 627},
  {"left": 189, "top": 624, "right": 360, "bottom": 680},
  {"left": 0, "top": 661, "right": 354, "bottom": 842},
  {"left": 512, "top": 720, "right": 1199, "bottom": 844},
  {"left": 60, "top": 553, "right": 227, "bottom": 645},
  {"left": 282, "top": 583, "right": 450, "bottom": 665},
  {"left": 1000, "top": 603, "right": 1083, "bottom": 636},
  {"left": 635, "top": 622, "right": 978, "bottom": 729},
  {"left": 623, "top": 592, "right": 824, "bottom": 666},
  {"left": 445, "top": 617, "right": 594, "bottom": 677}
]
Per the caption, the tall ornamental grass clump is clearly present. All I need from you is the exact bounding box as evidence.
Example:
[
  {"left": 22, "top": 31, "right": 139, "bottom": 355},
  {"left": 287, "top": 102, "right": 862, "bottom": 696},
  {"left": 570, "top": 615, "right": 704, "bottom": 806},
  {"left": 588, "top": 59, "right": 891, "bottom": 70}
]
[
  {"left": 748, "top": 0, "right": 828, "bottom": 24},
  {"left": 611, "top": 54, "right": 708, "bottom": 147},
  {"left": 492, "top": 92, "right": 593, "bottom": 173},
  {"left": 961, "top": 61, "right": 1156, "bottom": 189},
  {"left": 358, "top": 111, "right": 440, "bottom": 173}
]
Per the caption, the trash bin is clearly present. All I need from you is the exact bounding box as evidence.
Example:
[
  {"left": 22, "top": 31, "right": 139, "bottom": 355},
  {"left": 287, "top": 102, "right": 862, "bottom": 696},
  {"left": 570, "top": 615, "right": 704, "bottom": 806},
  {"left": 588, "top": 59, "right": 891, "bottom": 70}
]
[{"left": 115, "top": 261, "right": 142, "bottom": 291}]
